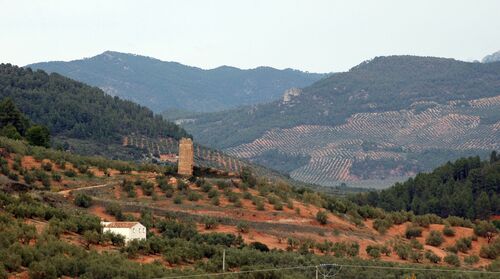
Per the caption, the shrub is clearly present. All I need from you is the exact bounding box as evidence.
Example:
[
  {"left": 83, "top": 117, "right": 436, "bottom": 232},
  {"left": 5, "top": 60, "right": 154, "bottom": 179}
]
[
  {"left": 227, "top": 192, "right": 239, "bottom": 203},
  {"left": 140, "top": 182, "right": 154, "bottom": 196},
  {"left": 63, "top": 169, "right": 77, "bottom": 177},
  {"left": 455, "top": 237, "right": 472, "bottom": 253},
  {"left": 394, "top": 242, "right": 412, "bottom": 260},
  {"left": 474, "top": 221, "right": 497, "bottom": 242},
  {"left": 105, "top": 203, "right": 124, "bottom": 220},
  {"left": 51, "top": 172, "right": 62, "bottom": 182},
  {"left": 201, "top": 183, "right": 212, "bottom": 193},
  {"left": 249, "top": 241, "right": 269, "bottom": 252},
  {"left": 74, "top": 193, "right": 92, "bottom": 208},
  {"left": 373, "top": 218, "right": 393, "bottom": 234},
  {"left": 243, "top": 191, "right": 253, "bottom": 200},
  {"left": 236, "top": 222, "right": 250, "bottom": 233},
  {"left": 425, "top": 250, "right": 441, "bottom": 263},
  {"left": 479, "top": 238, "right": 500, "bottom": 259},
  {"left": 256, "top": 201, "right": 265, "bottom": 211},
  {"left": 165, "top": 189, "right": 174, "bottom": 198},
  {"left": 409, "top": 250, "right": 423, "bottom": 263},
  {"left": 444, "top": 253, "right": 461, "bottom": 267},
  {"left": 207, "top": 189, "right": 219, "bottom": 199},
  {"left": 405, "top": 226, "right": 423, "bottom": 239},
  {"left": 23, "top": 172, "right": 34, "bottom": 184},
  {"left": 217, "top": 181, "right": 229, "bottom": 190},
  {"left": 410, "top": 238, "right": 423, "bottom": 250},
  {"left": 203, "top": 217, "right": 219, "bottom": 230},
  {"left": 211, "top": 196, "right": 220, "bottom": 206},
  {"left": 366, "top": 245, "right": 381, "bottom": 259},
  {"left": 446, "top": 216, "right": 473, "bottom": 228},
  {"left": 177, "top": 180, "right": 188, "bottom": 191},
  {"left": 173, "top": 195, "right": 183, "bottom": 204},
  {"left": 464, "top": 255, "right": 480, "bottom": 265},
  {"left": 29, "top": 261, "right": 57, "bottom": 279},
  {"left": 443, "top": 226, "right": 455, "bottom": 237},
  {"left": 425, "top": 230, "right": 444, "bottom": 246},
  {"left": 316, "top": 211, "right": 328, "bottom": 225},
  {"left": 187, "top": 191, "right": 201, "bottom": 201},
  {"left": 273, "top": 202, "right": 283, "bottom": 211}
]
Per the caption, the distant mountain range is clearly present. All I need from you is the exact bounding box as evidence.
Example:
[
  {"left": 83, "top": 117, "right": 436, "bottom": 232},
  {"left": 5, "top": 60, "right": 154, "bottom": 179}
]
[
  {"left": 28, "top": 51, "right": 326, "bottom": 113},
  {"left": 176, "top": 55, "right": 500, "bottom": 188}
]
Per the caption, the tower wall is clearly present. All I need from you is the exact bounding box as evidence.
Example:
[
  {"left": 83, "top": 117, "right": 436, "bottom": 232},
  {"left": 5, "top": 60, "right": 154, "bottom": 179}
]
[{"left": 178, "top": 138, "right": 194, "bottom": 176}]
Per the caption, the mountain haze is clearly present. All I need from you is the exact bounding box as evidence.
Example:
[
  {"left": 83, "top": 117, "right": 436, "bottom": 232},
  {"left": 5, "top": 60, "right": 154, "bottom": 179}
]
[
  {"left": 178, "top": 56, "right": 500, "bottom": 187},
  {"left": 28, "top": 51, "right": 326, "bottom": 113}
]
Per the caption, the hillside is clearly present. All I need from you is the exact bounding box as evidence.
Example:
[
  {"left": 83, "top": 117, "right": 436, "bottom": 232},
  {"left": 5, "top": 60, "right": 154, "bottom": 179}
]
[
  {"left": 179, "top": 56, "right": 500, "bottom": 187},
  {"left": 28, "top": 51, "right": 326, "bottom": 113},
  {"left": 0, "top": 63, "right": 191, "bottom": 159},
  {"left": 1, "top": 137, "right": 499, "bottom": 278},
  {"left": 350, "top": 153, "right": 500, "bottom": 219}
]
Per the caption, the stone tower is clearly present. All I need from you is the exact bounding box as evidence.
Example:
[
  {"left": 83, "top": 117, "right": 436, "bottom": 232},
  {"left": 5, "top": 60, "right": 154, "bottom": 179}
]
[{"left": 178, "top": 137, "right": 194, "bottom": 176}]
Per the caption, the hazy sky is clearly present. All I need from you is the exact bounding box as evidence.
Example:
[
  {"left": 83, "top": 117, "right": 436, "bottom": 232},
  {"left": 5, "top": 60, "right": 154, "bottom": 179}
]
[{"left": 1, "top": 0, "right": 500, "bottom": 72}]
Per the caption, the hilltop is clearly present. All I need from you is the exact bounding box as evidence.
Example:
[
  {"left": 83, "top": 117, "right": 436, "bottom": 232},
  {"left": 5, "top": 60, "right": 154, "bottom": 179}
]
[
  {"left": 483, "top": 50, "right": 500, "bottom": 63},
  {"left": 178, "top": 56, "right": 500, "bottom": 187},
  {"left": 27, "top": 51, "right": 326, "bottom": 113},
  {"left": 1, "top": 137, "right": 499, "bottom": 278}
]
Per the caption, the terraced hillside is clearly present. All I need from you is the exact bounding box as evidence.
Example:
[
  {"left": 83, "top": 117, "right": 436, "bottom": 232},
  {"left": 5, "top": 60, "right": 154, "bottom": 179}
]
[
  {"left": 180, "top": 56, "right": 500, "bottom": 188},
  {"left": 123, "top": 134, "right": 247, "bottom": 173},
  {"left": 226, "top": 95, "right": 500, "bottom": 187}
]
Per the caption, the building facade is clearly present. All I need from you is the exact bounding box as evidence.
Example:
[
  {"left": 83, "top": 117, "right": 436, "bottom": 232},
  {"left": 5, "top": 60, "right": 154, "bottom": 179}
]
[{"left": 101, "top": 222, "right": 147, "bottom": 243}]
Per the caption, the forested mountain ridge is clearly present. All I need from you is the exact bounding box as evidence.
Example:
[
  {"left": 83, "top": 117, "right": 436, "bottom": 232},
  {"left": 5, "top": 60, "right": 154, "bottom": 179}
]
[
  {"left": 28, "top": 51, "right": 326, "bottom": 113},
  {"left": 0, "top": 63, "right": 189, "bottom": 158},
  {"left": 178, "top": 56, "right": 500, "bottom": 187},
  {"left": 350, "top": 152, "right": 500, "bottom": 219}
]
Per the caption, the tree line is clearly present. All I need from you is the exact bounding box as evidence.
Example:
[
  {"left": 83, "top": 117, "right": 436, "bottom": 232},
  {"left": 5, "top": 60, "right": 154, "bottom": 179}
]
[
  {"left": 350, "top": 152, "right": 500, "bottom": 220},
  {"left": 0, "top": 64, "right": 189, "bottom": 144}
]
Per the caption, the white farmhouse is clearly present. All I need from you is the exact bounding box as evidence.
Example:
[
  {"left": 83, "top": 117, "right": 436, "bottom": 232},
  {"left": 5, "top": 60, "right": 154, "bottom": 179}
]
[{"left": 101, "top": 221, "right": 147, "bottom": 243}]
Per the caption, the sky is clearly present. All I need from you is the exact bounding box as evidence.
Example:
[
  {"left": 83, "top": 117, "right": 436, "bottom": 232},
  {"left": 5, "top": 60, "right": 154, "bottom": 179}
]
[{"left": 1, "top": 0, "right": 500, "bottom": 73}]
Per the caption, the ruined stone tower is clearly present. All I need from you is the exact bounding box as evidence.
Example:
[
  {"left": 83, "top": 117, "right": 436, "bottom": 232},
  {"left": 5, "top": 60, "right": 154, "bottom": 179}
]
[{"left": 178, "top": 137, "right": 194, "bottom": 176}]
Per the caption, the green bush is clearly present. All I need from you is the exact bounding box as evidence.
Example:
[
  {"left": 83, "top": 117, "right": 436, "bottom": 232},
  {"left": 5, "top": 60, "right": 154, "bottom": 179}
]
[
  {"left": 394, "top": 242, "right": 412, "bottom": 260},
  {"left": 425, "top": 230, "right": 444, "bottom": 246},
  {"left": 455, "top": 237, "right": 472, "bottom": 253},
  {"left": 51, "top": 172, "right": 62, "bottom": 182},
  {"left": 464, "top": 255, "right": 480, "bottom": 265},
  {"left": 173, "top": 195, "right": 183, "bottom": 204},
  {"left": 187, "top": 191, "right": 202, "bottom": 201},
  {"left": 479, "top": 238, "right": 500, "bottom": 259},
  {"left": 63, "top": 169, "right": 77, "bottom": 177},
  {"left": 273, "top": 202, "right": 283, "bottom": 211},
  {"left": 373, "top": 218, "right": 393, "bottom": 234},
  {"left": 207, "top": 189, "right": 219, "bottom": 199},
  {"left": 316, "top": 211, "right": 328, "bottom": 225},
  {"left": 74, "top": 193, "right": 92, "bottom": 208},
  {"left": 425, "top": 250, "right": 441, "bottom": 263},
  {"left": 249, "top": 242, "right": 269, "bottom": 252},
  {"left": 405, "top": 226, "right": 423, "bottom": 239},
  {"left": 203, "top": 217, "right": 219, "bottom": 230},
  {"left": 211, "top": 196, "right": 220, "bottom": 206},
  {"left": 443, "top": 225, "right": 455, "bottom": 236},
  {"left": 444, "top": 253, "right": 460, "bottom": 267}
]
